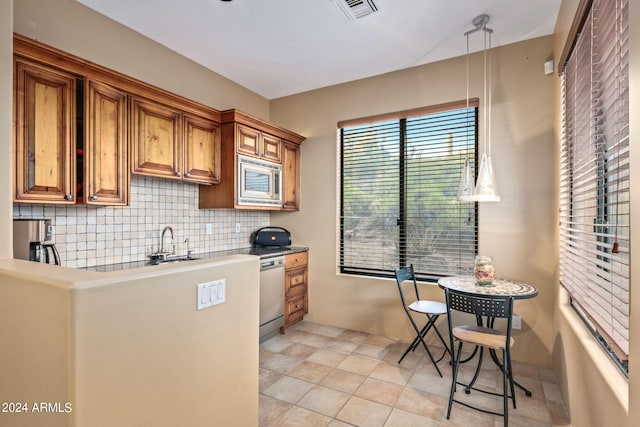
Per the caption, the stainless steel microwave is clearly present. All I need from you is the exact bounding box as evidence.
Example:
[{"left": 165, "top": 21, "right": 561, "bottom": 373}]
[{"left": 237, "top": 155, "right": 282, "bottom": 207}]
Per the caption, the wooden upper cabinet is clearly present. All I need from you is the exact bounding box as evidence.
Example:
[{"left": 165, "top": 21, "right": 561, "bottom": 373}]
[
  {"left": 262, "top": 133, "right": 282, "bottom": 163},
  {"left": 14, "top": 35, "right": 224, "bottom": 206},
  {"left": 84, "top": 79, "right": 129, "bottom": 205},
  {"left": 199, "top": 109, "right": 305, "bottom": 210},
  {"left": 236, "top": 123, "right": 260, "bottom": 157},
  {"left": 131, "top": 96, "right": 222, "bottom": 185},
  {"left": 183, "top": 113, "right": 221, "bottom": 185},
  {"left": 282, "top": 142, "right": 301, "bottom": 211},
  {"left": 130, "top": 96, "right": 182, "bottom": 179},
  {"left": 14, "top": 59, "right": 76, "bottom": 204},
  {"left": 236, "top": 123, "right": 281, "bottom": 163}
]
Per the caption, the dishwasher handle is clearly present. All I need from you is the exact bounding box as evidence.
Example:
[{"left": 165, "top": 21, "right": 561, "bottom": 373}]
[{"left": 260, "top": 256, "right": 285, "bottom": 271}]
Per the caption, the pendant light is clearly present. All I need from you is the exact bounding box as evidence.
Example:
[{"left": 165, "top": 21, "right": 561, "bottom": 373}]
[
  {"left": 457, "top": 29, "right": 475, "bottom": 201},
  {"left": 457, "top": 14, "right": 500, "bottom": 202}
]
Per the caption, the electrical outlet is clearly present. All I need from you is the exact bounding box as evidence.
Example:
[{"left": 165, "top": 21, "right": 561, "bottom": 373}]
[
  {"left": 205, "top": 223, "right": 212, "bottom": 235},
  {"left": 512, "top": 315, "right": 522, "bottom": 330},
  {"left": 235, "top": 223, "right": 241, "bottom": 233}
]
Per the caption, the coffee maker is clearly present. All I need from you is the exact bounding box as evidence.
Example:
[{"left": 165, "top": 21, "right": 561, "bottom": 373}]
[{"left": 13, "top": 219, "right": 61, "bottom": 265}]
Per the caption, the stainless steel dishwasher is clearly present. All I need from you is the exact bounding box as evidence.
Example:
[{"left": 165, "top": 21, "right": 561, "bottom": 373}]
[{"left": 259, "top": 255, "right": 285, "bottom": 342}]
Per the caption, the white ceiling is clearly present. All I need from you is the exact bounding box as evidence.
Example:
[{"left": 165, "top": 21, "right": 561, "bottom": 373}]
[{"left": 76, "top": 0, "right": 561, "bottom": 100}]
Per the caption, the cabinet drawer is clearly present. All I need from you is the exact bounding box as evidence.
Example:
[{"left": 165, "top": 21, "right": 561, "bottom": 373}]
[
  {"left": 285, "top": 293, "right": 308, "bottom": 318},
  {"left": 285, "top": 252, "right": 308, "bottom": 270},
  {"left": 286, "top": 268, "right": 307, "bottom": 294}
]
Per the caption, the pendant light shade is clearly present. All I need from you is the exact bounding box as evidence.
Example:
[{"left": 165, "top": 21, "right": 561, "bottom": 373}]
[
  {"left": 457, "top": 157, "right": 475, "bottom": 201},
  {"left": 474, "top": 153, "right": 500, "bottom": 201},
  {"left": 457, "top": 14, "right": 500, "bottom": 203}
]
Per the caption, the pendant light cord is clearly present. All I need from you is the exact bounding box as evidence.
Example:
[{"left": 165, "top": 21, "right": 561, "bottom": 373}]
[
  {"left": 466, "top": 33, "right": 471, "bottom": 157},
  {"left": 488, "top": 31, "right": 492, "bottom": 159}
]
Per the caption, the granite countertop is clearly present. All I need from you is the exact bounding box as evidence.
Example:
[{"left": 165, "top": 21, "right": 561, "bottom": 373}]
[{"left": 85, "top": 246, "right": 308, "bottom": 272}]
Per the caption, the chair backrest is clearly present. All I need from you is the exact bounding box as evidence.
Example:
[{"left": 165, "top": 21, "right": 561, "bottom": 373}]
[
  {"left": 394, "top": 264, "right": 420, "bottom": 309},
  {"left": 444, "top": 288, "right": 515, "bottom": 353},
  {"left": 445, "top": 289, "right": 514, "bottom": 319}
]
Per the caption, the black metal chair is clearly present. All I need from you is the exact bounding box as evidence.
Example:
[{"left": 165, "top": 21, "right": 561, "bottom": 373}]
[
  {"left": 444, "top": 288, "right": 516, "bottom": 427},
  {"left": 394, "top": 264, "right": 450, "bottom": 377}
]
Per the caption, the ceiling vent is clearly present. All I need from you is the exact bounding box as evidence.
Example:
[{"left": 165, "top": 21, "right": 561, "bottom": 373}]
[{"left": 333, "top": 0, "right": 379, "bottom": 20}]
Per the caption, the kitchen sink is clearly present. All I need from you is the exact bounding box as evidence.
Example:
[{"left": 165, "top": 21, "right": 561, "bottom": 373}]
[{"left": 148, "top": 256, "right": 200, "bottom": 265}]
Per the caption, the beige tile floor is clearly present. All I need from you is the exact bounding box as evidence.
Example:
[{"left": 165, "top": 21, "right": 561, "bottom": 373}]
[{"left": 259, "top": 321, "right": 570, "bottom": 427}]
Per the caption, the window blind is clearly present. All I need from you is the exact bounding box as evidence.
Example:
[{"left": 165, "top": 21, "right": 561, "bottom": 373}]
[
  {"left": 559, "top": 0, "right": 629, "bottom": 363},
  {"left": 339, "top": 101, "right": 478, "bottom": 281}
]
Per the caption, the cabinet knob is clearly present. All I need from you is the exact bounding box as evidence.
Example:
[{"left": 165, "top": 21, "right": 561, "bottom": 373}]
[
  {"left": 185, "top": 172, "right": 191, "bottom": 178},
  {"left": 283, "top": 203, "right": 287, "bottom": 208},
  {"left": 65, "top": 194, "right": 73, "bottom": 201},
  {"left": 176, "top": 171, "right": 181, "bottom": 177},
  {"left": 90, "top": 195, "right": 98, "bottom": 201}
]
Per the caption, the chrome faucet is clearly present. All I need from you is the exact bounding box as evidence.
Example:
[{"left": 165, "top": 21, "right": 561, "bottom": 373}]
[
  {"left": 159, "top": 226, "right": 175, "bottom": 258},
  {"left": 184, "top": 238, "right": 193, "bottom": 259}
]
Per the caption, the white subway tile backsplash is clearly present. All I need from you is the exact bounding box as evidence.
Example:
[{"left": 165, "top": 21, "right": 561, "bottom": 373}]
[{"left": 13, "top": 175, "right": 270, "bottom": 268}]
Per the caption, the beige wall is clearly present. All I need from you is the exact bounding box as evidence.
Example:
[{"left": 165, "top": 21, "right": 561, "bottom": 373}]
[
  {"left": 72, "top": 257, "right": 260, "bottom": 427},
  {"left": 0, "top": 256, "right": 260, "bottom": 427},
  {"left": 0, "top": 1, "right": 13, "bottom": 259},
  {"left": 272, "top": 36, "right": 556, "bottom": 367},
  {"left": 0, "top": 269, "right": 72, "bottom": 427}
]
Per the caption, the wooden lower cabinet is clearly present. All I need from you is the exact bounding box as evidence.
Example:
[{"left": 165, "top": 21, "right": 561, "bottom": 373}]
[{"left": 281, "top": 251, "right": 309, "bottom": 333}]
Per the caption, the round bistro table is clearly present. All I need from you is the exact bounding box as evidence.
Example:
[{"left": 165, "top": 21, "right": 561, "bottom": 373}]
[
  {"left": 438, "top": 275, "right": 538, "bottom": 300},
  {"left": 438, "top": 275, "right": 539, "bottom": 397}
]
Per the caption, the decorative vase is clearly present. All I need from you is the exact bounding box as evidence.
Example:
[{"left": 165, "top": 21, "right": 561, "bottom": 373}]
[{"left": 474, "top": 255, "right": 495, "bottom": 286}]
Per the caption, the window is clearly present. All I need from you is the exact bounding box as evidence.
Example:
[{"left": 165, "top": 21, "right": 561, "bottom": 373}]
[
  {"left": 559, "top": 0, "right": 629, "bottom": 373},
  {"left": 338, "top": 100, "right": 478, "bottom": 281}
]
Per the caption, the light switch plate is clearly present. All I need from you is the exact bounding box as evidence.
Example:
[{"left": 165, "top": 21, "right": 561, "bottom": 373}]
[{"left": 196, "top": 279, "right": 226, "bottom": 310}]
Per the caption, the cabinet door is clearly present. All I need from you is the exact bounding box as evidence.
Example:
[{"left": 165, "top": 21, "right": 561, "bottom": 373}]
[
  {"left": 236, "top": 123, "right": 260, "bottom": 158},
  {"left": 183, "top": 113, "right": 221, "bottom": 184},
  {"left": 85, "top": 79, "right": 129, "bottom": 205},
  {"left": 262, "top": 133, "right": 282, "bottom": 163},
  {"left": 130, "top": 97, "right": 182, "bottom": 179},
  {"left": 282, "top": 142, "right": 301, "bottom": 210},
  {"left": 14, "top": 59, "right": 76, "bottom": 203}
]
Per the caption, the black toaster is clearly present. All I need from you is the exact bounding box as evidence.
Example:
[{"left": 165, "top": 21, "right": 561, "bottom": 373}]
[{"left": 253, "top": 226, "right": 291, "bottom": 247}]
